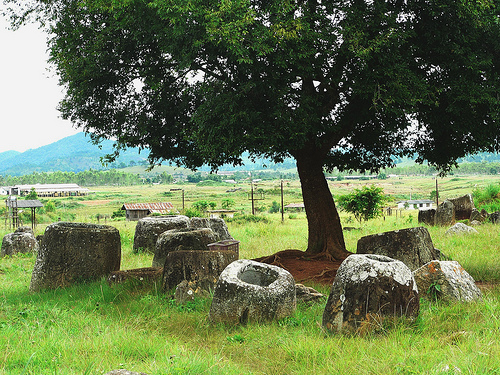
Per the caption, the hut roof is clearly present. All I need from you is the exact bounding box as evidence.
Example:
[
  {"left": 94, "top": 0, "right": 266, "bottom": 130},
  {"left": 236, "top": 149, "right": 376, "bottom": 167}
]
[
  {"left": 7, "top": 199, "right": 44, "bottom": 208},
  {"left": 121, "top": 202, "right": 175, "bottom": 214},
  {"left": 284, "top": 203, "right": 305, "bottom": 208}
]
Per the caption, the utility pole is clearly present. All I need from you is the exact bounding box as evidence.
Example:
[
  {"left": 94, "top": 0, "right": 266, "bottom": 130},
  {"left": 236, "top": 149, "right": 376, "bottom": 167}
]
[
  {"left": 281, "top": 179, "right": 284, "bottom": 222},
  {"left": 435, "top": 178, "right": 439, "bottom": 207},
  {"left": 251, "top": 182, "right": 255, "bottom": 215},
  {"left": 170, "top": 188, "right": 185, "bottom": 211}
]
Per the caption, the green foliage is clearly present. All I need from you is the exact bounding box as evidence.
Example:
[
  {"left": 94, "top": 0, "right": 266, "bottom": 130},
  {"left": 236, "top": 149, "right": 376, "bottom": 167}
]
[
  {"left": 221, "top": 198, "right": 235, "bottom": 210},
  {"left": 269, "top": 201, "right": 281, "bottom": 214},
  {"left": 196, "top": 180, "right": 220, "bottom": 186},
  {"left": 427, "top": 281, "right": 442, "bottom": 302},
  {"left": 184, "top": 208, "right": 203, "bottom": 218},
  {"left": 8, "top": 0, "right": 500, "bottom": 259},
  {"left": 337, "top": 185, "right": 387, "bottom": 224},
  {"left": 473, "top": 183, "right": 500, "bottom": 211},
  {"left": 43, "top": 200, "right": 56, "bottom": 213},
  {"left": 430, "top": 190, "right": 437, "bottom": 200},
  {"left": 2, "top": 169, "right": 143, "bottom": 186},
  {"left": 187, "top": 173, "right": 221, "bottom": 183},
  {"left": 111, "top": 209, "right": 126, "bottom": 219},
  {"left": 192, "top": 200, "right": 216, "bottom": 211},
  {"left": 226, "top": 214, "right": 270, "bottom": 224},
  {"left": 24, "top": 187, "right": 38, "bottom": 200}
]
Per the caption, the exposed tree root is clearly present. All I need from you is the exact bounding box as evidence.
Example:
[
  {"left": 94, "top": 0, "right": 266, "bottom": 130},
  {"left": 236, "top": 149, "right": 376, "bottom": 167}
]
[{"left": 253, "top": 249, "right": 349, "bottom": 285}]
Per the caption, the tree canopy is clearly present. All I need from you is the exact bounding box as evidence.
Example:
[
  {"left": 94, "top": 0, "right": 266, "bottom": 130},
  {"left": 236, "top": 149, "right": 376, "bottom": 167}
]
[{"left": 5, "top": 0, "right": 500, "bottom": 259}]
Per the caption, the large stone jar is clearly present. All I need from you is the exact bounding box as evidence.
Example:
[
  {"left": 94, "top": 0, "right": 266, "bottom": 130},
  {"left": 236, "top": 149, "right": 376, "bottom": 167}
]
[
  {"left": 30, "top": 222, "right": 121, "bottom": 292},
  {"left": 322, "top": 254, "right": 419, "bottom": 333},
  {"left": 209, "top": 259, "right": 296, "bottom": 325}
]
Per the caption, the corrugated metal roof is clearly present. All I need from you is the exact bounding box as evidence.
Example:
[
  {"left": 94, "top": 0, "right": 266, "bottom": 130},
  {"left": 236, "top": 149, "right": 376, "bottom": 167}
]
[
  {"left": 15, "top": 184, "right": 90, "bottom": 193},
  {"left": 122, "top": 202, "right": 174, "bottom": 213},
  {"left": 397, "top": 200, "right": 434, "bottom": 204},
  {"left": 7, "top": 200, "right": 44, "bottom": 208},
  {"left": 285, "top": 203, "right": 305, "bottom": 208}
]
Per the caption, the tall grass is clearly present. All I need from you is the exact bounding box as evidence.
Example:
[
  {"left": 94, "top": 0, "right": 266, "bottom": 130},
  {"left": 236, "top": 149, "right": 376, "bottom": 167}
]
[{"left": 2, "top": 181, "right": 500, "bottom": 374}]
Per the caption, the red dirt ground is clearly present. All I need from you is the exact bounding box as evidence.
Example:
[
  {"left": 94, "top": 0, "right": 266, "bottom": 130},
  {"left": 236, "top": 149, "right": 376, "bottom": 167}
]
[
  {"left": 255, "top": 250, "right": 498, "bottom": 290},
  {"left": 254, "top": 249, "right": 344, "bottom": 285}
]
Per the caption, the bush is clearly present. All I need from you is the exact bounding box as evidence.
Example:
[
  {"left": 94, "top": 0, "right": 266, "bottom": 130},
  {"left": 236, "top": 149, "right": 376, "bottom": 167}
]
[
  {"left": 184, "top": 208, "right": 202, "bottom": 218},
  {"left": 269, "top": 201, "right": 281, "bottom": 214},
  {"left": 473, "top": 183, "right": 500, "bottom": 211},
  {"left": 192, "top": 200, "right": 217, "bottom": 211},
  {"left": 221, "top": 198, "right": 235, "bottom": 210},
  {"left": 226, "top": 214, "right": 270, "bottom": 224},
  {"left": 44, "top": 200, "right": 56, "bottom": 213},
  {"left": 337, "top": 185, "right": 387, "bottom": 223},
  {"left": 111, "top": 209, "right": 126, "bottom": 219}
]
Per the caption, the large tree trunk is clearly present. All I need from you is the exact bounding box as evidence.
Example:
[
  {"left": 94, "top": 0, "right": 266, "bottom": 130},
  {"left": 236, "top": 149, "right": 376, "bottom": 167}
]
[{"left": 295, "top": 149, "right": 350, "bottom": 261}]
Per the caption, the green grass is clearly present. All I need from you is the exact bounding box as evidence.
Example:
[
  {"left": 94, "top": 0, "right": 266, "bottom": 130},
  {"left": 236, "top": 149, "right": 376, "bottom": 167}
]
[{"left": 2, "top": 178, "right": 500, "bottom": 374}]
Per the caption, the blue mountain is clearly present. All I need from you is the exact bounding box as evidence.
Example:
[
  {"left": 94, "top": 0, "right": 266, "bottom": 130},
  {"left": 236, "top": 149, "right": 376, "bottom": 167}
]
[{"left": 0, "top": 133, "right": 148, "bottom": 176}]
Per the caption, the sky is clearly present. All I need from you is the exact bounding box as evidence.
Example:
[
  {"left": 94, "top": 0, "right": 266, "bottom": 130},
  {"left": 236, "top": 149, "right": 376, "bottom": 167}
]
[{"left": 0, "top": 15, "right": 80, "bottom": 153}]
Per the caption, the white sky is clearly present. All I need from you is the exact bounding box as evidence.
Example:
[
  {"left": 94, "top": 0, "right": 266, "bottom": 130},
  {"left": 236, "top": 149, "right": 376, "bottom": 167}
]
[{"left": 0, "top": 15, "right": 80, "bottom": 153}]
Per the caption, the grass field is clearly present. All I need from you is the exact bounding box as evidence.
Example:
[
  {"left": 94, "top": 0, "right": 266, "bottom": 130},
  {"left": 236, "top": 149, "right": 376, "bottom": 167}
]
[{"left": 1, "top": 175, "right": 500, "bottom": 374}]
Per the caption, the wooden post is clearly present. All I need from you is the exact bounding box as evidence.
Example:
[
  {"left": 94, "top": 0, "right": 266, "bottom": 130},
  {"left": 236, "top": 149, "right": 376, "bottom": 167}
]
[
  {"left": 251, "top": 182, "right": 255, "bottom": 215},
  {"left": 182, "top": 189, "right": 185, "bottom": 211},
  {"left": 435, "top": 178, "right": 439, "bottom": 207},
  {"left": 281, "top": 179, "right": 284, "bottom": 222}
]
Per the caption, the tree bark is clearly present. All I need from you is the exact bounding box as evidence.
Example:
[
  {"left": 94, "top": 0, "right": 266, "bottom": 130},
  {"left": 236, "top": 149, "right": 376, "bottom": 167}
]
[{"left": 295, "top": 149, "right": 350, "bottom": 260}]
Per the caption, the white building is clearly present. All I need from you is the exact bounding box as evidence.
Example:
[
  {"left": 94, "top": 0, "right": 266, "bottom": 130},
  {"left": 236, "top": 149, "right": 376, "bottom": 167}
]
[
  {"left": 397, "top": 199, "right": 434, "bottom": 210},
  {"left": 10, "top": 184, "right": 90, "bottom": 197}
]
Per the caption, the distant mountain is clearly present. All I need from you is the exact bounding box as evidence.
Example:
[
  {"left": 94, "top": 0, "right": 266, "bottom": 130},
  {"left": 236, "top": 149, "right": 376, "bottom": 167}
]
[
  {"left": 1, "top": 132, "right": 499, "bottom": 177},
  {"left": 0, "top": 150, "right": 21, "bottom": 164},
  {"left": 0, "top": 133, "right": 148, "bottom": 176},
  {"left": 0, "top": 132, "right": 298, "bottom": 176}
]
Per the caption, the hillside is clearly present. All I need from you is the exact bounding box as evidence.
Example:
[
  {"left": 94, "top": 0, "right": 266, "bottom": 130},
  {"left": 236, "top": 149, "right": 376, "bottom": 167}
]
[
  {"left": 1, "top": 132, "right": 500, "bottom": 177},
  {"left": 0, "top": 133, "right": 149, "bottom": 176},
  {"left": 0, "top": 133, "right": 298, "bottom": 176}
]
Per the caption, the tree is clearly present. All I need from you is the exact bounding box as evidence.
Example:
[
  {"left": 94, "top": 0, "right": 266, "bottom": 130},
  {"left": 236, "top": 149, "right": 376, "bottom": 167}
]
[
  {"left": 337, "top": 185, "right": 386, "bottom": 224},
  {"left": 192, "top": 200, "right": 217, "bottom": 212},
  {"left": 25, "top": 187, "right": 38, "bottom": 200},
  {"left": 221, "top": 198, "right": 235, "bottom": 210},
  {"left": 6, "top": 0, "right": 500, "bottom": 260}
]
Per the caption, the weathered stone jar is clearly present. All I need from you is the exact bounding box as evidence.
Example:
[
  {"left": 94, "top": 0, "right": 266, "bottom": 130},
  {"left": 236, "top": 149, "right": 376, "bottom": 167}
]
[
  {"left": 209, "top": 259, "right": 296, "bottom": 325},
  {"left": 29, "top": 222, "right": 121, "bottom": 292},
  {"left": 357, "top": 226, "right": 439, "bottom": 271},
  {"left": 133, "top": 215, "right": 190, "bottom": 254},
  {"left": 1, "top": 226, "right": 39, "bottom": 257},
  {"left": 152, "top": 227, "right": 218, "bottom": 268},
  {"left": 322, "top": 254, "right": 419, "bottom": 334}
]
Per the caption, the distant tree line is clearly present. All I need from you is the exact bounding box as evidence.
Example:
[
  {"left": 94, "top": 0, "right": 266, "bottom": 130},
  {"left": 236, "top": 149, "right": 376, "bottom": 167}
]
[
  {"left": 0, "top": 169, "right": 172, "bottom": 187},
  {"left": 386, "top": 162, "right": 500, "bottom": 176},
  {"left": 324, "top": 161, "right": 500, "bottom": 179}
]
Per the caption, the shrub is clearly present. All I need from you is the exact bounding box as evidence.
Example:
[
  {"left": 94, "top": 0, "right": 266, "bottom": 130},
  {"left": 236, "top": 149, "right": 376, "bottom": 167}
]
[
  {"left": 221, "top": 198, "right": 235, "bottom": 210},
  {"left": 111, "top": 209, "right": 126, "bottom": 218},
  {"left": 184, "top": 208, "right": 202, "bottom": 218},
  {"left": 473, "top": 183, "right": 500, "bottom": 211},
  {"left": 337, "top": 185, "right": 387, "bottom": 223},
  {"left": 226, "top": 214, "right": 270, "bottom": 224},
  {"left": 269, "top": 201, "right": 281, "bottom": 214},
  {"left": 192, "top": 200, "right": 217, "bottom": 211}
]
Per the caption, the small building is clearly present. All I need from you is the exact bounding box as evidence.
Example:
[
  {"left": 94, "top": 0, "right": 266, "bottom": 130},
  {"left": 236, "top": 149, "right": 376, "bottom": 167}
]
[
  {"left": 0, "top": 187, "right": 8, "bottom": 196},
  {"left": 121, "top": 202, "right": 176, "bottom": 221},
  {"left": 397, "top": 199, "right": 434, "bottom": 210},
  {"left": 206, "top": 209, "right": 238, "bottom": 219},
  {"left": 284, "top": 203, "right": 305, "bottom": 212},
  {"left": 5, "top": 197, "right": 44, "bottom": 229},
  {"left": 10, "top": 184, "right": 90, "bottom": 197}
]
